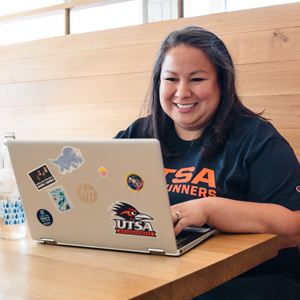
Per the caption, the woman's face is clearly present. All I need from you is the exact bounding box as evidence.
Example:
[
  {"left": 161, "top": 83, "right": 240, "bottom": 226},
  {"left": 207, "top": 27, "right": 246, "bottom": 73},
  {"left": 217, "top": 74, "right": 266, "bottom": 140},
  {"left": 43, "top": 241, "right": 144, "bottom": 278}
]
[{"left": 159, "top": 45, "right": 221, "bottom": 140}]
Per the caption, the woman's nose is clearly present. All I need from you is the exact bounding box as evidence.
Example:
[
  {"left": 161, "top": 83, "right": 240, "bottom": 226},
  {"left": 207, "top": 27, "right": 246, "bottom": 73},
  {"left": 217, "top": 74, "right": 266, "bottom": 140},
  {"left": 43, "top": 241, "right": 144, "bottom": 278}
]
[{"left": 175, "top": 82, "right": 192, "bottom": 99}]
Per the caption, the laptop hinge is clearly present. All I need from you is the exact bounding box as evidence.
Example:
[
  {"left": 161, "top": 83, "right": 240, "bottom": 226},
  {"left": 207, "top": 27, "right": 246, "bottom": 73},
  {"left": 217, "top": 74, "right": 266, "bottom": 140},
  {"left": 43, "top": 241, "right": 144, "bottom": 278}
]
[
  {"left": 148, "top": 248, "right": 165, "bottom": 255},
  {"left": 40, "top": 238, "right": 57, "bottom": 245}
]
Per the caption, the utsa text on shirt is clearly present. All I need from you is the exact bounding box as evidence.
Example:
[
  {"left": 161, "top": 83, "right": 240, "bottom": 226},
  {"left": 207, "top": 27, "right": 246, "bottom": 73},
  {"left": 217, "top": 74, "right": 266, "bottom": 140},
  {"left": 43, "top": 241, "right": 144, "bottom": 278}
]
[{"left": 165, "top": 167, "right": 217, "bottom": 198}]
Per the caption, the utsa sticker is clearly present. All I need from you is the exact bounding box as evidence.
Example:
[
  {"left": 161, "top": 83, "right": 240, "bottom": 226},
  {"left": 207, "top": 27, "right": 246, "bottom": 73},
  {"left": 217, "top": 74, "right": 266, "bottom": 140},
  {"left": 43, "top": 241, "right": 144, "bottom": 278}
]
[
  {"left": 110, "top": 202, "right": 156, "bottom": 237},
  {"left": 125, "top": 173, "right": 144, "bottom": 192}
]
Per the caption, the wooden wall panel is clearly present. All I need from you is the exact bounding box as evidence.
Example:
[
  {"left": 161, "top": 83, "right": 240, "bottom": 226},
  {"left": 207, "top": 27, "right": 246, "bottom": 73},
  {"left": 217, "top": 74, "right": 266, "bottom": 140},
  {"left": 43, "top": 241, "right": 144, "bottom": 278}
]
[
  {"left": 0, "top": 73, "right": 151, "bottom": 106},
  {"left": 0, "top": 44, "right": 158, "bottom": 85},
  {"left": 0, "top": 102, "right": 140, "bottom": 131},
  {"left": 223, "top": 27, "right": 300, "bottom": 65},
  {"left": 237, "top": 62, "right": 300, "bottom": 96},
  {"left": 241, "top": 95, "right": 300, "bottom": 129},
  {"left": 14, "top": 129, "right": 120, "bottom": 140},
  {"left": 1, "top": 2, "right": 300, "bottom": 62}
]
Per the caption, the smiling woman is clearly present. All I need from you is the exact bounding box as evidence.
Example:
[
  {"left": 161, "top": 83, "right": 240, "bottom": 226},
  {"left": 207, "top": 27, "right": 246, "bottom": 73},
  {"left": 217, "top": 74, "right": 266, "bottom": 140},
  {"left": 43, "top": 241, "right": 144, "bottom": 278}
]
[
  {"left": 115, "top": 26, "right": 300, "bottom": 299},
  {"left": 159, "top": 45, "right": 221, "bottom": 141}
]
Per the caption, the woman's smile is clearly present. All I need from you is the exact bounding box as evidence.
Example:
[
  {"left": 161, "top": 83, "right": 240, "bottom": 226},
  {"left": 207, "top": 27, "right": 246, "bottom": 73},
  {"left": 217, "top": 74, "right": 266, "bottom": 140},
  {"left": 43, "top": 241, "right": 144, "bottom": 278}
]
[{"left": 174, "top": 102, "right": 197, "bottom": 112}]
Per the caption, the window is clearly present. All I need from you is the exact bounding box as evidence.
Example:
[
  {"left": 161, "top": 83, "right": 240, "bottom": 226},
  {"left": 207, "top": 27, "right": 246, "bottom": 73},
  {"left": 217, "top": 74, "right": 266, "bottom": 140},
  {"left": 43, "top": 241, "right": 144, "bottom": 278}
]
[
  {"left": 0, "top": 0, "right": 299, "bottom": 46},
  {"left": 71, "top": 0, "right": 140, "bottom": 34}
]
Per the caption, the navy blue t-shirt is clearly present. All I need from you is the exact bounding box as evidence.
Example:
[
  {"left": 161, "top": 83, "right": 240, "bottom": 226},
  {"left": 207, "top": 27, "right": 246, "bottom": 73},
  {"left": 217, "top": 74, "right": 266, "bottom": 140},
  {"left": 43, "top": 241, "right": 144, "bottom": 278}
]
[{"left": 115, "top": 115, "right": 300, "bottom": 278}]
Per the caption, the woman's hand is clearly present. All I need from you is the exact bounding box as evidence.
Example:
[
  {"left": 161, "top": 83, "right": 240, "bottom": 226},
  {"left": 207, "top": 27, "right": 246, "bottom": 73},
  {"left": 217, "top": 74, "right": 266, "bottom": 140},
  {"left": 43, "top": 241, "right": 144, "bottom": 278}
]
[{"left": 171, "top": 199, "right": 210, "bottom": 236}]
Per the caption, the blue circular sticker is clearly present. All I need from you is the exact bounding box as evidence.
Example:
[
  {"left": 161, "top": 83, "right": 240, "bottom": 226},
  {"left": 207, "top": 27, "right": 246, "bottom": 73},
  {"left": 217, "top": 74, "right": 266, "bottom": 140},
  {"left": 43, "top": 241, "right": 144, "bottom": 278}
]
[
  {"left": 37, "top": 209, "right": 53, "bottom": 226},
  {"left": 125, "top": 173, "right": 144, "bottom": 192}
]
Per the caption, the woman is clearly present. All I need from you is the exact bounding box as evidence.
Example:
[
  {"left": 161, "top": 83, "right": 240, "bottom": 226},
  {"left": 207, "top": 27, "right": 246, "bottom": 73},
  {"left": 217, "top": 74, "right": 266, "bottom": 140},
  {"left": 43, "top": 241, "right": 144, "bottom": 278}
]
[{"left": 115, "top": 26, "right": 300, "bottom": 299}]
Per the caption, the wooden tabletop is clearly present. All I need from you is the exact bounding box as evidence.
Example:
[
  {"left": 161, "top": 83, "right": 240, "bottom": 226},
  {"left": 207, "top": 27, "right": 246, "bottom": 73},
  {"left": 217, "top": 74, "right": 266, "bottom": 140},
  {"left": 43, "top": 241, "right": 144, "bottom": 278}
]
[{"left": 0, "top": 231, "right": 277, "bottom": 300}]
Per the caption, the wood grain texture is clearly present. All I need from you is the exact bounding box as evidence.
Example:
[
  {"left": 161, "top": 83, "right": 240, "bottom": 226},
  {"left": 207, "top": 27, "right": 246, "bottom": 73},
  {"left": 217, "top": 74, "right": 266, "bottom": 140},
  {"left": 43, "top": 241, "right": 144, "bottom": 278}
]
[
  {"left": 224, "top": 26, "right": 300, "bottom": 65},
  {"left": 0, "top": 233, "right": 277, "bottom": 299},
  {"left": 0, "top": 43, "right": 158, "bottom": 84},
  {"left": 1, "top": 2, "right": 300, "bottom": 62},
  {"left": 0, "top": 101, "right": 141, "bottom": 131},
  {"left": 0, "top": 72, "right": 151, "bottom": 106},
  {"left": 241, "top": 95, "right": 300, "bottom": 128},
  {"left": 236, "top": 61, "right": 300, "bottom": 96}
]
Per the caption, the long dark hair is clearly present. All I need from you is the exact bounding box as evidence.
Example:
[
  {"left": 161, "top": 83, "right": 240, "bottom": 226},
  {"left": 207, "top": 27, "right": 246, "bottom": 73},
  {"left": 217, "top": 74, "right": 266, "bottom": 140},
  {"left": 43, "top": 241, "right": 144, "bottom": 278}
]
[{"left": 141, "top": 26, "right": 266, "bottom": 157}]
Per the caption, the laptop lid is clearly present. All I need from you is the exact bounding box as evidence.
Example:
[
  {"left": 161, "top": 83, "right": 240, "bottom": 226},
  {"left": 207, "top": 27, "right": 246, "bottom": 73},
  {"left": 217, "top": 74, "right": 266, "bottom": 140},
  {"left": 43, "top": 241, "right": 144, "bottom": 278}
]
[{"left": 7, "top": 139, "right": 215, "bottom": 256}]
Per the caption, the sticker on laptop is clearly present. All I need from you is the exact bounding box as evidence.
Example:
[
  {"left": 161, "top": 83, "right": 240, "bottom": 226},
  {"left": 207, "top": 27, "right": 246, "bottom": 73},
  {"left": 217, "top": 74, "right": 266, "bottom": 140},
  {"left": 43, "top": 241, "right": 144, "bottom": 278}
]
[
  {"left": 48, "top": 186, "right": 73, "bottom": 213},
  {"left": 99, "top": 167, "right": 107, "bottom": 177},
  {"left": 37, "top": 209, "right": 53, "bottom": 226},
  {"left": 77, "top": 184, "right": 98, "bottom": 204},
  {"left": 28, "top": 164, "right": 56, "bottom": 191},
  {"left": 125, "top": 173, "right": 144, "bottom": 192},
  {"left": 110, "top": 202, "right": 156, "bottom": 237},
  {"left": 50, "top": 146, "right": 84, "bottom": 175}
]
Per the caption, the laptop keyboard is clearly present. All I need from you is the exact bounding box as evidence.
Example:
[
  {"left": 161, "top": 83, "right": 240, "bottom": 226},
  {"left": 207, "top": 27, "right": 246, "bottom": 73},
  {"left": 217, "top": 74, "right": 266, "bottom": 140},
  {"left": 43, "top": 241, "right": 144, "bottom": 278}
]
[{"left": 175, "top": 230, "right": 205, "bottom": 249}]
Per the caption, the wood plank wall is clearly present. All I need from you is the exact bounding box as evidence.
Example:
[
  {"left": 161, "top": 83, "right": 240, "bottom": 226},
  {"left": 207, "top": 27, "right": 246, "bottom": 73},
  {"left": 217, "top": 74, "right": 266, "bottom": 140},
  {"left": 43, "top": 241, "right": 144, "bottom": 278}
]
[{"left": 0, "top": 2, "right": 299, "bottom": 158}]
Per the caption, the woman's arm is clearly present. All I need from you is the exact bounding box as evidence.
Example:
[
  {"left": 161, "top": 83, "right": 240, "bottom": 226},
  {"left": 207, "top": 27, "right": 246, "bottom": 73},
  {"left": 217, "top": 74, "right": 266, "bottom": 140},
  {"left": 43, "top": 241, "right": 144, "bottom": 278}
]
[{"left": 171, "top": 198, "right": 300, "bottom": 250}]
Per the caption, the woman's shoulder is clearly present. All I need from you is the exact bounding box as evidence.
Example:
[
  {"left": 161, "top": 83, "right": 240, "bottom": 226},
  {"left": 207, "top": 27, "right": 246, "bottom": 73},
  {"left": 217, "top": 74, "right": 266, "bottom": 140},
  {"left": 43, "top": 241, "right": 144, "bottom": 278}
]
[
  {"left": 235, "top": 116, "right": 287, "bottom": 143},
  {"left": 228, "top": 116, "right": 294, "bottom": 163},
  {"left": 114, "top": 116, "right": 152, "bottom": 139}
]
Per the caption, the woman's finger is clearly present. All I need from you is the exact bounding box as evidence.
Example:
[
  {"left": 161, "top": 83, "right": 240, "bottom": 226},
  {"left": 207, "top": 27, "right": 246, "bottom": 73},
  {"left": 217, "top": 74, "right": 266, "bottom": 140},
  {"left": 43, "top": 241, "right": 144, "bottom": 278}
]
[{"left": 174, "top": 217, "right": 189, "bottom": 236}]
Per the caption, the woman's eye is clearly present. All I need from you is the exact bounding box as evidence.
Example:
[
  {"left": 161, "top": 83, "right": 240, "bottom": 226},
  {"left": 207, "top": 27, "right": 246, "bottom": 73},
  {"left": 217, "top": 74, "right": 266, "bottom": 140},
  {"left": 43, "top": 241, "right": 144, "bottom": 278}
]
[
  {"left": 164, "top": 78, "right": 177, "bottom": 82},
  {"left": 191, "top": 78, "right": 203, "bottom": 82}
]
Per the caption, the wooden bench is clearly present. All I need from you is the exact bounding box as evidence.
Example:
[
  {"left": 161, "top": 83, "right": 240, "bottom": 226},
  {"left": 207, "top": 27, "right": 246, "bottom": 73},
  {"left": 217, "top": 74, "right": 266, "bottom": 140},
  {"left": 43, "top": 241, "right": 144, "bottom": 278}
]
[{"left": 0, "top": 2, "right": 299, "bottom": 248}]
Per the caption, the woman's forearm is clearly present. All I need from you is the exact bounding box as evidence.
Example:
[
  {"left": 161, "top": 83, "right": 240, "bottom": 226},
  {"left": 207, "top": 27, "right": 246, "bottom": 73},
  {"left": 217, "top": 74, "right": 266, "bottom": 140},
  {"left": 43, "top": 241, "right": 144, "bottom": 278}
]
[{"left": 171, "top": 197, "right": 300, "bottom": 250}]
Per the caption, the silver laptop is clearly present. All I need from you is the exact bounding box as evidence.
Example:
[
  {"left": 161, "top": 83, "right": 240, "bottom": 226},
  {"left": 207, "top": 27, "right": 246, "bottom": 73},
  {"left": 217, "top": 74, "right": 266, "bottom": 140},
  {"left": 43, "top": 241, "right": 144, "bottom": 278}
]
[{"left": 7, "top": 139, "right": 216, "bottom": 256}]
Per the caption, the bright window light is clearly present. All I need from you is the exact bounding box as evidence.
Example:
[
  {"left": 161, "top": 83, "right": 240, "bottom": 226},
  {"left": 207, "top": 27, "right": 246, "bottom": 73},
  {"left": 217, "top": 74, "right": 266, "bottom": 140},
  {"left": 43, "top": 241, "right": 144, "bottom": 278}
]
[
  {"left": 184, "top": 0, "right": 210, "bottom": 17},
  {"left": 71, "top": 1, "right": 141, "bottom": 34},
  {"left": 226, "top": 0, "right": 300, "bottom": 11},
  {"left": 0, "top": 0, "right": 63, "bottom": 17},
  {"left": 0, "top": 0, "right": 299, "bottom": 46},
  {"left": 0, "top": 0, "right": 64, "bottom": 46},
  {"left": 0, "top": 14, "right": 64, "bottom": 46}
]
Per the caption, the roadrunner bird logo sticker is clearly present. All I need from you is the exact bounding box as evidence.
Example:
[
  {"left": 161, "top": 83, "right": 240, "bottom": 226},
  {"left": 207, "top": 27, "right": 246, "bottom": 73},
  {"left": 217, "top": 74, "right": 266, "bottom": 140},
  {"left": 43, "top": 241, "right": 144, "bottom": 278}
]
[{"left": 110, "top": 202, "right": 157, "bottom": 237}]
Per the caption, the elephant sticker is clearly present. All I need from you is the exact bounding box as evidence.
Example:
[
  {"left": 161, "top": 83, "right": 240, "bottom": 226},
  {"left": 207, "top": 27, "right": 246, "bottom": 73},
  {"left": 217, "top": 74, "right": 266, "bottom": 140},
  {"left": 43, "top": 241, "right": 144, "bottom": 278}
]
[{"left": 50, "top": 146, "right": 84, "bottom": 175}]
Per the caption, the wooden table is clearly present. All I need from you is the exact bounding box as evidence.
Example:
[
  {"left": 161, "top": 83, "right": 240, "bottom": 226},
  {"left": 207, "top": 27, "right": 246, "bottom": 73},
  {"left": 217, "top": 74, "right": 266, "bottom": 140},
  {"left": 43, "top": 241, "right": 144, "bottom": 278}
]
[{"left": 0, "top": 231, "right": 277, "bottom": 300}]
